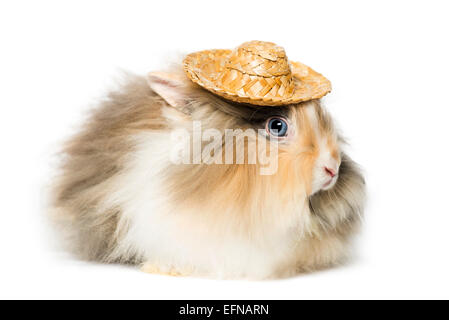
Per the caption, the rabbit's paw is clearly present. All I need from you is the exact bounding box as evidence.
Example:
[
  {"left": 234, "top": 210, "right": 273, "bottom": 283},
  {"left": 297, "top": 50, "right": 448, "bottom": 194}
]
[{"left": 140, "top": 262, "right": 190, "bottom": 277}]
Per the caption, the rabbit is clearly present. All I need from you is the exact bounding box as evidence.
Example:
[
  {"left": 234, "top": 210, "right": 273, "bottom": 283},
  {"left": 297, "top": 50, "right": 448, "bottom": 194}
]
[{"left": 51, "top": 68, "right": 365, "bottom": 279}]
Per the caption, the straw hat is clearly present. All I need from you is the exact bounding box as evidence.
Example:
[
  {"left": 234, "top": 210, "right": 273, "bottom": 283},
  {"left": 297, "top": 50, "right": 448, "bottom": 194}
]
[{"left": 183, "top": 41, "right": 331, "bottom": 107}]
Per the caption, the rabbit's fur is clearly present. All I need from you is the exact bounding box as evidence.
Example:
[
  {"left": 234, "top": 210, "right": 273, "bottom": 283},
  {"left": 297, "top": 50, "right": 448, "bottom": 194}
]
[{"left": 51, "top": 70, "right": 365, "bottom": 279}]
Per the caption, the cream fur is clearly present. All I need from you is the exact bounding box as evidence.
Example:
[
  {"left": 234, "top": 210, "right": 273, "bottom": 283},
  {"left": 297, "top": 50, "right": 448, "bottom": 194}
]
[{"left": 51, "top": 72, "right": 365, "bottom": 279}]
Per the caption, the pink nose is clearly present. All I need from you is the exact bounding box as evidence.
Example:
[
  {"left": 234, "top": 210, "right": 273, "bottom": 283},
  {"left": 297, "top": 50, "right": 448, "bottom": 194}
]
[{"left": 325, "top": 167, "right": 337, "bottom": 178}]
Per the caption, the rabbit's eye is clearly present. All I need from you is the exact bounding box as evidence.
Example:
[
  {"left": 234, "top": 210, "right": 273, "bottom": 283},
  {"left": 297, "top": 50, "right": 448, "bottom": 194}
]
[{"left": 266, "top": 117, "right": 289, "bottom": 137}]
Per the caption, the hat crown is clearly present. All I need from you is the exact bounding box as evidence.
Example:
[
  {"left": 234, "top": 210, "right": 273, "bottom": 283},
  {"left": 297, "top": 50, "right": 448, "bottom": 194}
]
[{"left": 225, "top": 41, "right": 292, "bottom": 77}]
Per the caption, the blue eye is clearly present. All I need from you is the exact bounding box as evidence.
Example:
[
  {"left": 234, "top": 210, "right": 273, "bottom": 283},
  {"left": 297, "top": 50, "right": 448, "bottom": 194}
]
[{"left": 267, "top": 117, "right": 289, "bottom": 137}]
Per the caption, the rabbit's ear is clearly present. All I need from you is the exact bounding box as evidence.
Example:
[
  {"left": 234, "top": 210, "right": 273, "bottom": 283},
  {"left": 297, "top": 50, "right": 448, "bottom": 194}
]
[{"left": 147, "top": 72, "right": 189, "bottom": 109}]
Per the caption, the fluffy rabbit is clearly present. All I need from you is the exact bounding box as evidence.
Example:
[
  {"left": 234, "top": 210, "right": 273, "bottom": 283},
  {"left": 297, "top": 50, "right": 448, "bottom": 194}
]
[{"left": 51, "top": 68, "right": 365, "bottom": 279}]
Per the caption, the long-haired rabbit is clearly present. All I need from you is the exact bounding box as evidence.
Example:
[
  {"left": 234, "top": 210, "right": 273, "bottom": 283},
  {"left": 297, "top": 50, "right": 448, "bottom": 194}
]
[{"left": 51, "top": 43, "right": 365, "bottom": 279}]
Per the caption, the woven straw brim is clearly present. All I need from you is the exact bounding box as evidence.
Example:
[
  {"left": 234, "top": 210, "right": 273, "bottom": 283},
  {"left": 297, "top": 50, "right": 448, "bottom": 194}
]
[{"left": 183, "top": 49, "right": 331, "bottom": 106}]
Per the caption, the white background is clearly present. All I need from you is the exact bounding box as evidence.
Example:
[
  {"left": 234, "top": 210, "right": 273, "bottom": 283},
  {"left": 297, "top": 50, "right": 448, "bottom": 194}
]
[{"left": 1, "top": 0, "right": 448, "bottom": 299}]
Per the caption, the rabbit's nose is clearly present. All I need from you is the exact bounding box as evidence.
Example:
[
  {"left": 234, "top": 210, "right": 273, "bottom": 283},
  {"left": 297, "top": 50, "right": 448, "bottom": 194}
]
[{"left": 324, "top": 166, "right": 337, "bottom": 178}]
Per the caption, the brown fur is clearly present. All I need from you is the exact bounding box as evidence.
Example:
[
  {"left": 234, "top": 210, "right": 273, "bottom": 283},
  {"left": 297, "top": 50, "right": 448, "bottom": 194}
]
[
  {"left": 51, "top": 72, "right": 365, "bottom": 276},
  {"left": 52, "top": 75, "right": 168, "bottom": 263}
]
